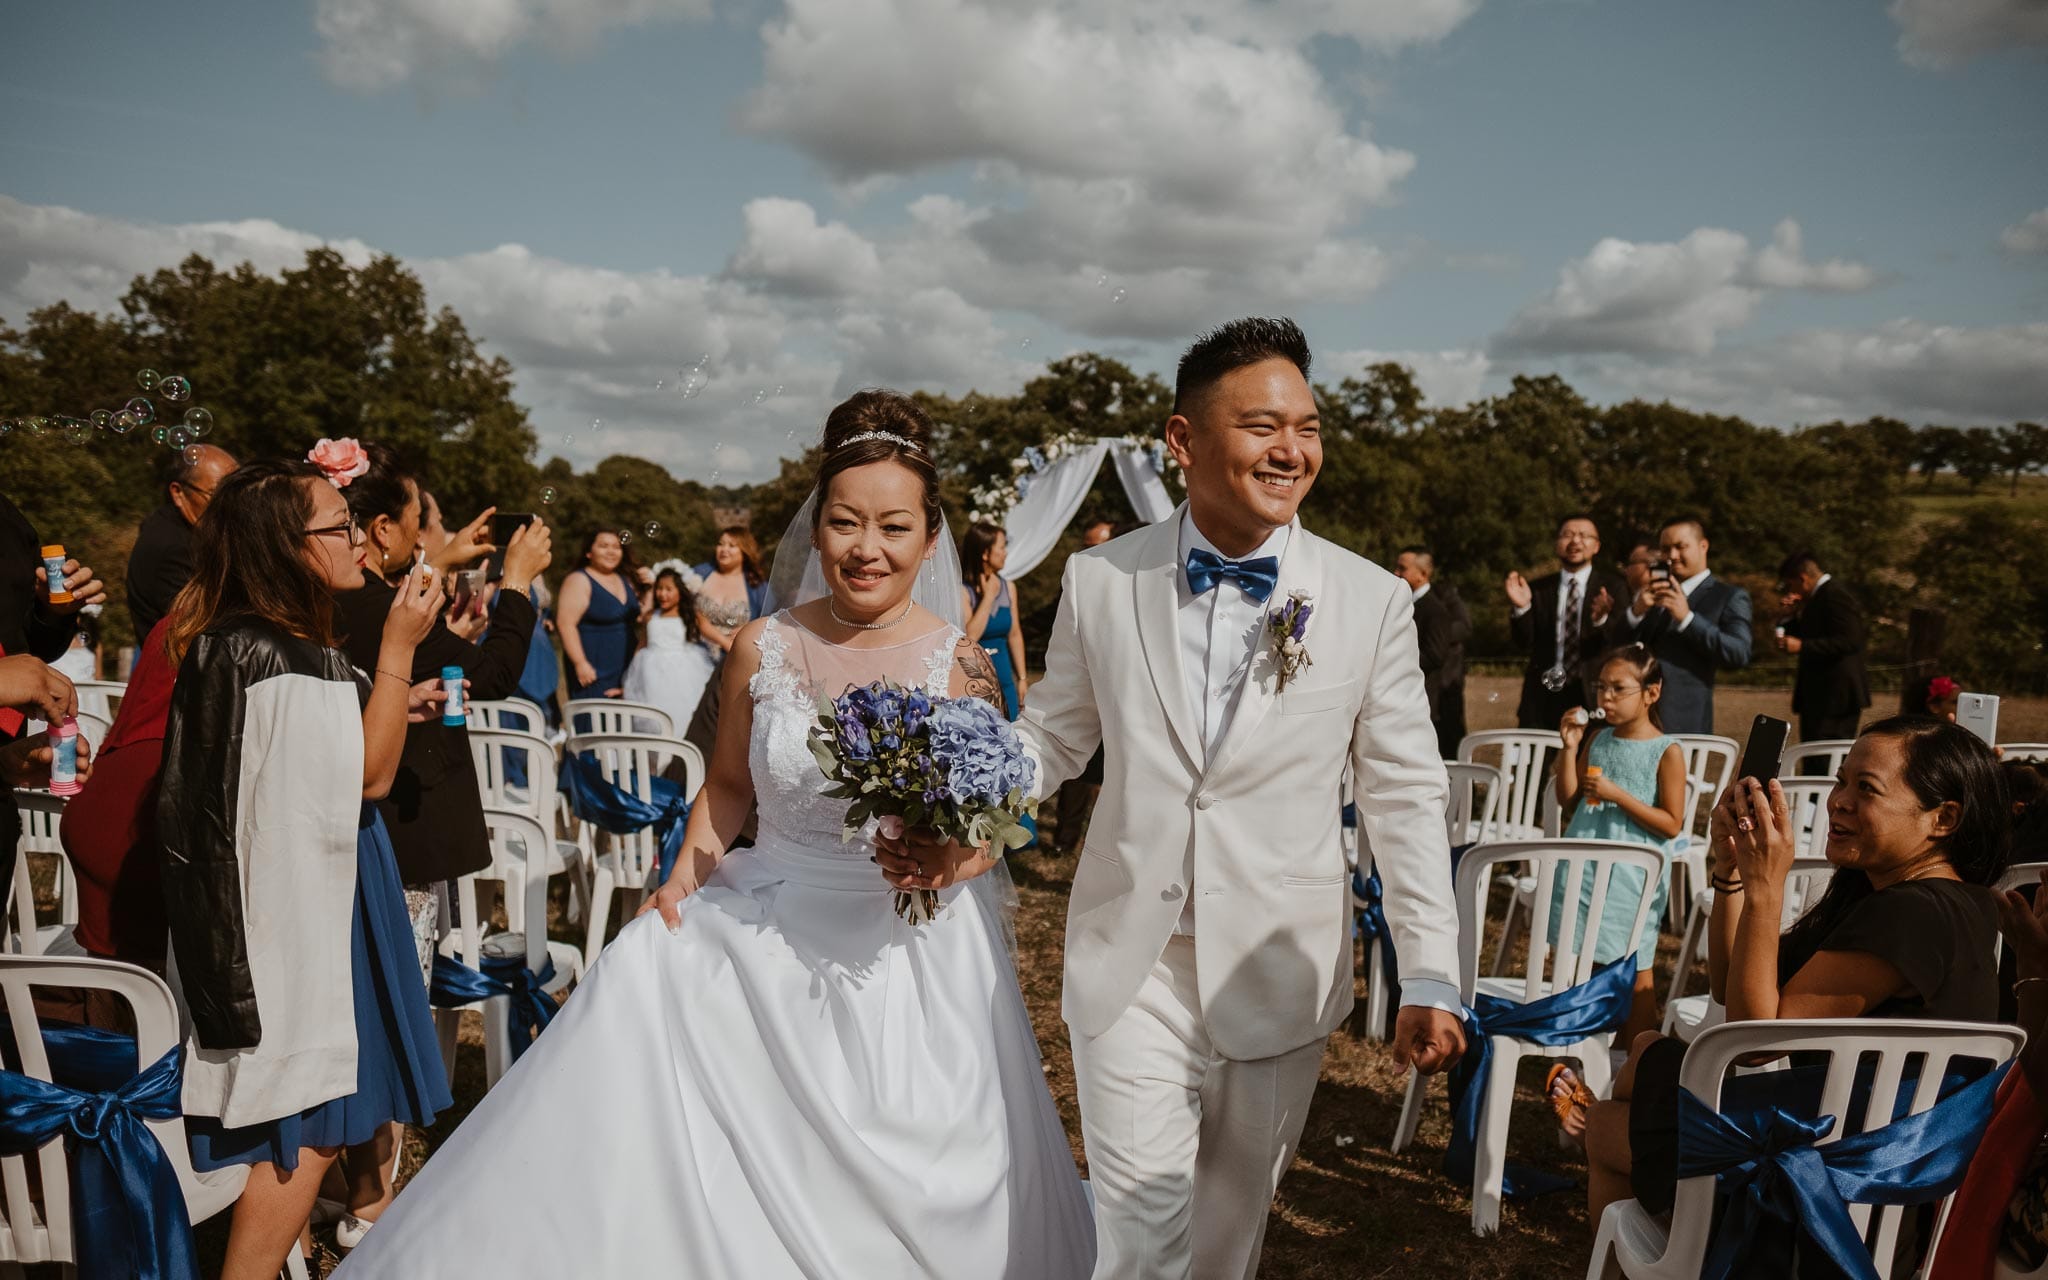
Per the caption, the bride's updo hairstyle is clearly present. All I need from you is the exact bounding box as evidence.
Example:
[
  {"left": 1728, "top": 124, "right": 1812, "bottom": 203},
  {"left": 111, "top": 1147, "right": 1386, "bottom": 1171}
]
[{"left": 812, "top": 390, "right": 944, "bottom": 540}]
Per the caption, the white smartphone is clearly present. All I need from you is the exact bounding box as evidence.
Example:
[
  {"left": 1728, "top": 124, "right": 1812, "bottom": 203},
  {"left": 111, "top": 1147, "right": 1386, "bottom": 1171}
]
[{"left": 1955, "top": 692, "right": 2000, "bottom": 747}]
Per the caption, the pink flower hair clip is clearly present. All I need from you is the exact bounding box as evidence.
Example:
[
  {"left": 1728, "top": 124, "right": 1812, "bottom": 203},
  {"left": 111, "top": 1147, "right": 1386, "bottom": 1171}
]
[{"left": 307, "top": 437, "right": 371, "bottom": 489}]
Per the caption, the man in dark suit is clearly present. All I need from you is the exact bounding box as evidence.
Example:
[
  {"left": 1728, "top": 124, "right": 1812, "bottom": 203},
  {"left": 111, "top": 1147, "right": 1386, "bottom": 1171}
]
[
  {"left": 1620, "top": 516, "right": 1753, "bottom": 735},
  {"left": 1396, "top": 546, "right": 1469, "bottom": 759},
  {"left": 126, "top": 444, "right": 238, "bottom": 640},
  {"left": 1776, "top": 551, "right": 1869, "bottom": 745},
  {"left": 1505, "top": 515, "right": 1627, "bottom": 729}
]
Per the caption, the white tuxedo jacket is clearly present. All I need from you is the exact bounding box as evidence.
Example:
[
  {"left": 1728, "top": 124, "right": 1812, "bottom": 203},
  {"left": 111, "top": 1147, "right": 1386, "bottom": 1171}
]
[{"left": 1016, "top": 511, "right": 1461, "bottom": 1061}]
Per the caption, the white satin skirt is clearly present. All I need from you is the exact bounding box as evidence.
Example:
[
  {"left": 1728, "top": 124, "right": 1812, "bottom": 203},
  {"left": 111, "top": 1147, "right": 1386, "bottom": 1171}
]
[{"left": 337, "top": 836, "right": 1095, "bottom": 1279}]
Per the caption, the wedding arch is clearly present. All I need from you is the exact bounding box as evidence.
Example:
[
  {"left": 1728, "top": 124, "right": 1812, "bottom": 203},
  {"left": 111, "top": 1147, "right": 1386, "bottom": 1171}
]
[{"left": 971, "top": 435, "right": 1178, "bottom": 580}]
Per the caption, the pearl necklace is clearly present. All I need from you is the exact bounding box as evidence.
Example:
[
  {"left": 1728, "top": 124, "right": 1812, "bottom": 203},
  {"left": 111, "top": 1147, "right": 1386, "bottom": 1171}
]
[{"left": 829, "top": 598, "right": 915, "bottom": 631}]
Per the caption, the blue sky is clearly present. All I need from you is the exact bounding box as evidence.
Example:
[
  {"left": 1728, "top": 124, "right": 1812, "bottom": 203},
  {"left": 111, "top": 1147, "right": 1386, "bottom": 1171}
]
[{"left": 4, "top": 0, "right": 2044, "bottom": 481}]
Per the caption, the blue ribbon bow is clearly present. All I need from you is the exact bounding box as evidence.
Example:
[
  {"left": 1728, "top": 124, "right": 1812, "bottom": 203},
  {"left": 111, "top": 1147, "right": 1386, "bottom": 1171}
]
[
  {"left": 0, "top": 1030, "right": 194, "bottom": 1280},
  {"left": 1185, "top": 548, "right": 1281, "bottom": 602},
  {"left": 1442, "top": 952, "right": 1637, "bottom": 1198},
  {"left": 1676, "top": 1059, "right": 2009, "bottom": 1280},
  {"left": 430, "top": 952, "right": 561, "bottom": 1063},
  {"left": 560, "top": 750, "right": 693, "bottom": 883}
]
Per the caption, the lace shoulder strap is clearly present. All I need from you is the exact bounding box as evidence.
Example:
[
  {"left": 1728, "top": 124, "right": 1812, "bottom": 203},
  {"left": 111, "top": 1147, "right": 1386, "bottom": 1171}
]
[
  {"left": 749, "top": 613, "right": 803, "bottom": 704},
  {"left": 923, "top": 626, "right": 963, "bottom": 700}
]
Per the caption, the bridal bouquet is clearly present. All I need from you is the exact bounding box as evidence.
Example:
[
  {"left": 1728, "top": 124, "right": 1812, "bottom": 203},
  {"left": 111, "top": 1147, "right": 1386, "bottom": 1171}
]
[{"left": 809, "top": 680, "right": 1038, "bottom": 924}]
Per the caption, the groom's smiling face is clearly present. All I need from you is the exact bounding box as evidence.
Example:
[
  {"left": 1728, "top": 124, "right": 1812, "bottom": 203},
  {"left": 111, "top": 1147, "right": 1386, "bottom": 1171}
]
[{"left": 1166, "top": 357, "right": 1322, "bottom": 555}]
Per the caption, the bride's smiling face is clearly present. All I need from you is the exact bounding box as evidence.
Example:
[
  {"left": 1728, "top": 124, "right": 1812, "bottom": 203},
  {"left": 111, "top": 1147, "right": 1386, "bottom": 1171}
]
[{"left": 815, "top": 461, "right": 937, "bottom": 614}]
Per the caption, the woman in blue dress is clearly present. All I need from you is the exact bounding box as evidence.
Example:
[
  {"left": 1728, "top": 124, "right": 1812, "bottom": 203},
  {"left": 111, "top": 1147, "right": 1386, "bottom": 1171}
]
[
  {"left": 557, "top": 528, "right": 640, "bottom": 700},
  {"left": 961, "top": 521, "right": 1036, "bottom": 846},
  {"left": 157, "top": 457, "right": 453, "bottom": 1278}
]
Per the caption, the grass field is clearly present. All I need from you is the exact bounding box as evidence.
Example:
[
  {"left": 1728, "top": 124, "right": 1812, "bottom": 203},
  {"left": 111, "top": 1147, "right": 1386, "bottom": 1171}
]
[
  {"left": 252, "top": 672, "right": 2040, "bottom": 1276},
  {"left": 1903, "top": 472, "right": 2048, "bottom": 529}
]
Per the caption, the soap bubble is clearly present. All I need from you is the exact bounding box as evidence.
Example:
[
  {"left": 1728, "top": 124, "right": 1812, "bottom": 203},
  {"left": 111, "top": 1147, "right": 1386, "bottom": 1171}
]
[
  {"left": 136, "top": 369, "right": 159, "bottom": 391},
  {"left": 752, "top": 389, "right": 765, "bottom": 404},
  {"left": 169, "top": 426, "right": 193, "bottom": 448},
  {"left": 773, "top": 384, "right": 784, "bottom": 396},
  {"left": 590, "top": 418, "right": 603, "bottom": 433},
  {"left": 619, "top": 530, "right": 633, "bottom": 546},
  {"left": 113, "top": 410, "right": 139, "bottom": 435},
  {"left": 25, "top": 416, "right": 47, "bottom": 436},
  {"left": 1019, "top": 337, "right": 1032, "bottom": 350},
  {"left": 540, "top": 487, "right": 557, "bottom": 504},
  {"left": 90, "top": 409, "right": 112, "bottom": 430},
  {"left": 561, "top": 433, "right": 575, "bottom": 447},
  {"left": 159, "top": 375, "right": 192, "bottom": 402},
  {"left": 0, "top": 419, "right": 13, "bottom": 436},
  {"left": 655, "top": 379, "right": 667, "bottom": 390},
  {"left": 126, "top": 397, "right": 155, "bottom": 425},
  {"left": 1111, "top": 288, "right": 1126, "bottom": 303},
  {"left": 150, "top": 426, "right": 168, "bottom": 445},
  {"left": 183, "top": 407, "right": 213, "bottom": 435},
  {"left": 1487, "top": 692, "right": 1500, "bottom": 703},
  {"left": 644, "top": 521, "right": 661, "bottom": 539},
  {"left": 64, "top": 418, "right": 92, "bottom": 445},
  {"left": 183, "top": 445, "right": 206, "bottom": 466}
]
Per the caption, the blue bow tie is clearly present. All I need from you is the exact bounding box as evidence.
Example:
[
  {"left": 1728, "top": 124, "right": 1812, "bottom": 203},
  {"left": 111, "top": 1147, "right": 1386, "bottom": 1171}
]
[{"left": 1186, "top": 548, "right": 1281, "bottom": 602}]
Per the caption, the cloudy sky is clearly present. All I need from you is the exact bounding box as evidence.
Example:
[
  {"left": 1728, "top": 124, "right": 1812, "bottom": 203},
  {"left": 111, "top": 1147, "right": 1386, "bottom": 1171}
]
[{"left": 4, "top": 0, "right": 2045, "bottom": 481}]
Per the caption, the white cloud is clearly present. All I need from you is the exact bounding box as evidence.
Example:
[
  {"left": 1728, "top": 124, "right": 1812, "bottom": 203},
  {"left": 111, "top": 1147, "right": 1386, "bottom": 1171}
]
[
  {"left": 1327, "top": 347, "right": 1492, "bottom": 408},
  {"left": 0, "top": 196, "right": 1027, "bottom": 481},
  {"left": 725, "top": 198, "right": 885, "bottom": 297},
  {"left": 2002, "top": 207, "right": 2048, "bottom": 256},
  {"left": 1494, "top": 220, "right": 1877, "bottom": 358},
  {"left": 1572, "top": 319, "right": 2048, "bottom": 427},
  {"left": 313, "top": 0, "right": 713, "bottom": 91},
  {"left": 1890, "top": 0, "right": 2048, "bottom": 68}
]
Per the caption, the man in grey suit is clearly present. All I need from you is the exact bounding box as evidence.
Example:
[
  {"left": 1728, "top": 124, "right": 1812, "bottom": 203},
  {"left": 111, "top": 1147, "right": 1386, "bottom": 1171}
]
[{"left": 1619, "top": 516, "right": 1752, "bottom": 735}]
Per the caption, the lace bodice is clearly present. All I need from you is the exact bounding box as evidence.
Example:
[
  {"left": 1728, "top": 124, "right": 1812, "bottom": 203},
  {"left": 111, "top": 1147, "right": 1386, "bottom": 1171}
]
[
  {"left": 748, "top": 612, "right": 958, "bottom": 851},
  {"left": 643, "top": 613, "right": 691, "bottom": 652}
]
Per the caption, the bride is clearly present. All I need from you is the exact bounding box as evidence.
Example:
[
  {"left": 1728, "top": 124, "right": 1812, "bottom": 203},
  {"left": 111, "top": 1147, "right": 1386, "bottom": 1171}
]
[{"left": 338, "top": 392, "right": 1095, "bottom": 1278}]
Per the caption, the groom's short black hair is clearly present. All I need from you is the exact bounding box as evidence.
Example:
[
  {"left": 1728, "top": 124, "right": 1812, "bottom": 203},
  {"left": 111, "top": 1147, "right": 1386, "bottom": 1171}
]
[{"left": 1173, "top": 317, "right": 1312, "bottom": 416}]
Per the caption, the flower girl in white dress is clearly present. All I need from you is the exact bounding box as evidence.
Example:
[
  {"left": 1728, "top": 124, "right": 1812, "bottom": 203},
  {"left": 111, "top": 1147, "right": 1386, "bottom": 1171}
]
[
  {"left": 338, "top": 393, "right": 1094, "bottom": 1278},
  {"left": 622, "top": 561, "right": 719, "bottom": 729}
]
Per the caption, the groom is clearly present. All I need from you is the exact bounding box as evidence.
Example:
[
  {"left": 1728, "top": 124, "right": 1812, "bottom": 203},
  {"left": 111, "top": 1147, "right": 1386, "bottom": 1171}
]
[{"left": 899, "top": 318, "right": 1466, "bottom": 1278}]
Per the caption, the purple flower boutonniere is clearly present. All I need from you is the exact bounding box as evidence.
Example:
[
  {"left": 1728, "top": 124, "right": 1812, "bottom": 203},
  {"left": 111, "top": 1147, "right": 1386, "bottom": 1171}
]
[{"left": 1266, "top": 590, "right": 1315, "bottom": 692}]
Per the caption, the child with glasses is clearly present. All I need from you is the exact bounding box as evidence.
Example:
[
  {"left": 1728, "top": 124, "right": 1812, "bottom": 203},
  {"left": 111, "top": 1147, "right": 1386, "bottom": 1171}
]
[{"left": 1548, "top": 644, "right": 1689, "bottom": 1068}]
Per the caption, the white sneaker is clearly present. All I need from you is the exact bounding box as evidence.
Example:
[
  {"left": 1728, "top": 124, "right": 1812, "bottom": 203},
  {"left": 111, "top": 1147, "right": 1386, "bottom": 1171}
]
[
  {"left": 334, "top": 1213, "right": 378, "bottom": 1252},
  {"left": 310, "top": 1196, "right": 345, "bottom": 1227}
]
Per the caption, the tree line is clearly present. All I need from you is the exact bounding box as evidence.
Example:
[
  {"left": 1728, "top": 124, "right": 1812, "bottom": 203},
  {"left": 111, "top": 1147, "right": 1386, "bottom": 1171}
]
[{"left": 3, "top": 249, "right": 2041, "bottom": 690}]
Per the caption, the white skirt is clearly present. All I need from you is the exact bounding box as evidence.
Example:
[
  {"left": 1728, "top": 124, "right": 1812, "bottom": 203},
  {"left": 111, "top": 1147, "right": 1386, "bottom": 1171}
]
[{"left": 337, "top": 836, "right": 1095, "bottom": 1279}]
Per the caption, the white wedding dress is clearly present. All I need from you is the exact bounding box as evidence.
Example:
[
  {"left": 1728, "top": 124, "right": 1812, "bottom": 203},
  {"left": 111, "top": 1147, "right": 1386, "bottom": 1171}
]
[
  {"left": 622, "top": 612, "right": 718, "bottom": 729},
  {"left": 339, "top": 614, "right": 1095, "bottom": 1279}
]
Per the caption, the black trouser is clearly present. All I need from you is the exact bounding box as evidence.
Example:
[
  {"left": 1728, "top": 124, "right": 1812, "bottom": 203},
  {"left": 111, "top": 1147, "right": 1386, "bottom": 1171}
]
[{"left": 1798, "top": 712, "right": 1863, "bottom": 773}]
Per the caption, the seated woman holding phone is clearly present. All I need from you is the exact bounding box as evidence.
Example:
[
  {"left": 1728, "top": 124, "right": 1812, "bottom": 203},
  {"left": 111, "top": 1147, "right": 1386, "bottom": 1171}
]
[{"left": 1565, "top": 715, "right": 2008, "bottom": 1229}]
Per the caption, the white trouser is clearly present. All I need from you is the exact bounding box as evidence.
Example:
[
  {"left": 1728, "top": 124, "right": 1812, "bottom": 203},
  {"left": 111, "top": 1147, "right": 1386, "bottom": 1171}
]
[{"left": 1069, "top": 936, "right": 1327, "bottom": 1280}]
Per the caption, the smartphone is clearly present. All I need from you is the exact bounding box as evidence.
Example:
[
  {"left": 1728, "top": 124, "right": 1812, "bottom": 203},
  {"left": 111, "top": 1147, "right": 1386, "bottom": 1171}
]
[
  {"left": 449, "top": 568, "right": 488, "bottom": 617},
  {"left": 1956, "top": 692, "right": 2000, "bottom": 747},
  {"left": 1650, "top": 561, "right": 1673, "bottom": 583},
  {"left": 485, "top": 512, "right": 536, "bottom": 582},
  {"left": 1737, "top": 715, "right": 1790, "bottom": 784}
]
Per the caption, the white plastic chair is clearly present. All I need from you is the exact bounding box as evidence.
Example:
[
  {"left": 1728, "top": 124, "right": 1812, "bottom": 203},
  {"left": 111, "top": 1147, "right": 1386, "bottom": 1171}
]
[
  {"left": 1664, "top": 735, "right": 1738, "bottom": 931},
  {"left": 0, "top": 953, "right": 308, "bottom": 1279},
  {"left": 1589, "top": 1017, "right": 2023, "bottom": 1280},
  {"left": 1391, "top": 838, "right": 1664, "bottom": 1234},
  {"left": 433, "top": 808, "right": 575, "bottom": 1090},
  {"left": 467, "top": 728, "right": 588, "bottom": 928},
  {"left": 1458, "top": 731, "right": 1568, "bottom": 973},
  {"left": 5, "top": 793, "right": 81, "bottom": 958},
  {"left": 1444, "top": 761, "right": 1505, "bottom": 848},
  {"left": 66, "top": 680, "right": 125, "bottom": 724},
  {"left": 1661, "top": 854, "right": 1835, "bottom": 1043},
  {"left": 468, "top": 697, "right": 549, "bottom": 734},
  {"left": 564, "top": 732, "right": 704, "bottom": 971},
  {"left": 566, "top": 699, "right": 676, "bottom": 739},
  {"left": 1998, "top": 743, "right": 2048, "bottom": 764},
  {"left": 1779, "top": 738, "right": 1854, "bottom": 780}
]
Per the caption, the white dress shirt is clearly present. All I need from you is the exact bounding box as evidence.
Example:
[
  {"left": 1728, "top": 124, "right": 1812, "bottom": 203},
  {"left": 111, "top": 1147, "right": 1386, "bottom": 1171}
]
[
  {"left": 1410, "top": 582, "right": 1431, "bottom": 602},
  {"left": 1172, "top": 512, "right": 1291, "bottom": 935}
]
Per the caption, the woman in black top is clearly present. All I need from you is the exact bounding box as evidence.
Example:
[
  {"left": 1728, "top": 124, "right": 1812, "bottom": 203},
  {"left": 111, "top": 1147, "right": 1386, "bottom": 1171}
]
[{"left": 1576, "top": 716, "right": 2007, "bottom": 1224}]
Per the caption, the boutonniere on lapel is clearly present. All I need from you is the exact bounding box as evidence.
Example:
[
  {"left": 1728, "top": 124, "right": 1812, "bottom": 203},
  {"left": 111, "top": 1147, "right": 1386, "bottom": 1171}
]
[{"left": 1265, "top": 590, "right": 1315, "bottom": 692}]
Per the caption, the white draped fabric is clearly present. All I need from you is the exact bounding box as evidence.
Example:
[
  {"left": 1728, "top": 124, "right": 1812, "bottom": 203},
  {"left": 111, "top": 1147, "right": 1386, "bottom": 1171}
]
[{"left": 999, "top": 441, "right": 1174, "bottom": 580}]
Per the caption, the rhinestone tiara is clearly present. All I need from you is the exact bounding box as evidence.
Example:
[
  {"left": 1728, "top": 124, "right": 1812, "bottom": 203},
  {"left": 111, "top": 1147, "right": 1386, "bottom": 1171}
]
[{"left": 836, "top": 430, "right": 920, "bottom": 452}]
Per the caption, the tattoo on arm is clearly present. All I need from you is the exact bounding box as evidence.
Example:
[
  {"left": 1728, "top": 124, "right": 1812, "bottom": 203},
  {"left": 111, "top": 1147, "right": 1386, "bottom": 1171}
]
[{"left": 955, "top": 644, "right": 1004, "bottom": 710}]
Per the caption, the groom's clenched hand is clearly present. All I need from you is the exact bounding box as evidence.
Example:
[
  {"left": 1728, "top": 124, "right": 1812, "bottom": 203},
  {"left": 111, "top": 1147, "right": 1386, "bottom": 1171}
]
[
  {"left": 1391, "top": 1007, "right": 1466, "bottom": 1075},
  {"left": 874, "top": 827, "right": 998, "bottom": 892}
]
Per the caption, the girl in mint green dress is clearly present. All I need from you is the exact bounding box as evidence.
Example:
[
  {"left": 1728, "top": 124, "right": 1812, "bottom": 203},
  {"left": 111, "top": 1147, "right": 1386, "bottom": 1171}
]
[{"left": 1550, "top": 643, "right": 1689, "bottom": 1042}]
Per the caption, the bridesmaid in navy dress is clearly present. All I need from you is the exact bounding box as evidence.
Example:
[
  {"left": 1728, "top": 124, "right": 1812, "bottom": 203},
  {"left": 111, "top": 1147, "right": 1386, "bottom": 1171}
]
[
  {"left": 557, "top": 528, "right": 641, "bottom": 700},
  {"left": 961, "top": 521, "right": 1036, "bottom": 846}
]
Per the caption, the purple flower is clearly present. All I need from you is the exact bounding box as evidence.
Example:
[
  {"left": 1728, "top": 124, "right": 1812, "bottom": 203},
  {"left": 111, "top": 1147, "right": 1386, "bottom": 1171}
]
[{"left": 927, "top": 698, "right": 1036, "bottom": 805}]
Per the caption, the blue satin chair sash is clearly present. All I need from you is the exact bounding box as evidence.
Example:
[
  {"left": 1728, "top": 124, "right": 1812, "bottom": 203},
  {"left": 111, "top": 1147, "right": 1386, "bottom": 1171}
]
[
  {"left": 1676, "top": 1059, "right": 2010, "bottom": 1280},
  {"left": 1442, "top": 952, "right": 1637, "bottom": 1198},
  {"left": 560, "top": 750, "right": 692, "bottom": 882},
  {"left": 430, "top": 953, "right": 560, "bottom": 1062},
  {"left": 0, "top": 1024, "right": 195, "bottom": 1280}
]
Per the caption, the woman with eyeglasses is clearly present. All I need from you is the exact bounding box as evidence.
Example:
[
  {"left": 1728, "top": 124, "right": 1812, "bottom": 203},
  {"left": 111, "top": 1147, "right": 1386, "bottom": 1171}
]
[{"left": 156, "top": 458, "right": 455, "bottom": 1280}]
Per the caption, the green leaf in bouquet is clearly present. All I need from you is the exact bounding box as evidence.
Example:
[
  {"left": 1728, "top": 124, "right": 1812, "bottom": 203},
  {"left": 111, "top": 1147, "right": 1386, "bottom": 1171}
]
[
  {"left": 809, "top": 738, "right": 840, "bottom": 775},
  {"left": 997, "top": 817, "right": 1035, "bottom": 851}
]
